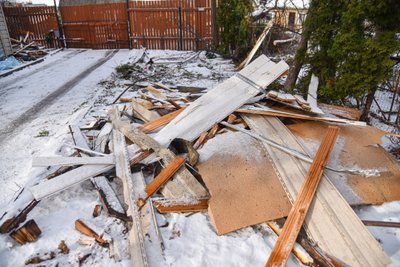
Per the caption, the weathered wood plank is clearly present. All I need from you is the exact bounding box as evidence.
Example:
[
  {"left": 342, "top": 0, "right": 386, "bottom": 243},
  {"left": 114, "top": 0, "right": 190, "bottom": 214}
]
[
  {"left": 266, "top": 126, "right": 340, "bottom": 266},
  {"left": 32, "top": 156, "right": 114, "bottom": 167},
  {"left": 113, "top": 129, "right": 148, "bottom": 267},
  {"left": 153, "top": 55, "right": 289, "bottom": 146},
  {"left": 242, "top": 115, "right": 390, "bottom": 267},
  {"left": 132, "top": 99, "right": 159, "bottom": 122}
]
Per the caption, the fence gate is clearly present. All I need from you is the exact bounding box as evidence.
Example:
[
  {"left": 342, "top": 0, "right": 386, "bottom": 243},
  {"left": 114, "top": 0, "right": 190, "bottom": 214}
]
[
  {"left": 128, "top": 0, "right": 213, "bottom": 50},
  {"left": 3, "top": 6, "right": 60, "bottom": 48}
]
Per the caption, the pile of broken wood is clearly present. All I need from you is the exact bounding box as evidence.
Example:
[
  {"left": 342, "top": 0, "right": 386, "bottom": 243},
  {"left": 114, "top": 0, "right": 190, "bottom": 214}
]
[
  {"left": 1, "top": 55, "right": 399, "bottom": 266},
  {"left": 11, "top": 31, "right": 49, "bottom": 61}
]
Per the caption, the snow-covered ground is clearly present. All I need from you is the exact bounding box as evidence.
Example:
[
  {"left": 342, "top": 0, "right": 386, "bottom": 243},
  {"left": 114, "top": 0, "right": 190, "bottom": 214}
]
[{"left": 0, "top": 49, "right": 399, "bottom": 267}]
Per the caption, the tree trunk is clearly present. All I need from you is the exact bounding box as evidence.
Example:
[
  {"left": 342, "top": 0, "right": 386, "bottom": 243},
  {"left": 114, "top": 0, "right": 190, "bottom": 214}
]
[
  {"left": 360, "top": 89, "right": 376, "bottom": 121},
  {"left": 284, "top": 34, "right": 308, "bottom": 92}
]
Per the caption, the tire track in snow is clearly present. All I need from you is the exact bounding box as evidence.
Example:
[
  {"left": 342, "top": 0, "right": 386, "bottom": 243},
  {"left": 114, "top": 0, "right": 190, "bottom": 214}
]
[
  {"left": 0, "top": 49, "right": 118, "bottom": 141},
  {"left": 0, "top": 49, "right": 87, "bottom": 93}
]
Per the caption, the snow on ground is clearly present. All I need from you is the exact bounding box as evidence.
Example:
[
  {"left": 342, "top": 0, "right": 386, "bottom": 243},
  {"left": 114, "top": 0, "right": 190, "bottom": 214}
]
[{"left": 0, "top": 49, "right": 398, "bottom": 266}]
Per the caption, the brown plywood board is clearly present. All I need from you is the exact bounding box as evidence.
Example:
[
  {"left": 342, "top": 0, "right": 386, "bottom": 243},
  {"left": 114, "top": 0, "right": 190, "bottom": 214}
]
[
  {"left": 287, "top": 121, "right": 400, "bottom": 205},
  {"left": 197, "top": 131, "right": 291, "bottom": 235}
]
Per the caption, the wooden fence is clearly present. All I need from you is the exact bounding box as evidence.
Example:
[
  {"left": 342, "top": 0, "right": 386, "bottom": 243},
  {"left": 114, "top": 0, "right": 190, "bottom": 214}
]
[
  {"left": 128, "top": 0, "right": 213, "bottom": 50},
  {"left": 60, "top": 3, "right": 129, "bottom": 49},
  {"left": 3, "top": 1, "right": 214, "bottom": 51},
  {"left": 3, "top": 6, "right": 60, "bottom": 48}
]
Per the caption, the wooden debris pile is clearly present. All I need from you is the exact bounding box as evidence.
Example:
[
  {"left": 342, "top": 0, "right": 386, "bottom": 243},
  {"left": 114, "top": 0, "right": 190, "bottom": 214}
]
[
  {"left": 0, "top": 54, "right": 399, "bottom": 267},
  {"left": 10, "top": 31, "right": 49, "bottom": 61}
]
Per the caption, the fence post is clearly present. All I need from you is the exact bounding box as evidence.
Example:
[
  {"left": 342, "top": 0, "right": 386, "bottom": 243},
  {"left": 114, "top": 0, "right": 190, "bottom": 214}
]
[
  {"left": 126, "top": 0, "right": 132, "bottom": 49},
  {"left": 211, "top": 0, "right": 218, "bottom": 49},
  {"left": 178, "top": 6, "right": 183, "bottom": 50},
  {"left": 53, "top": 0, "right": 66, "bottom": 48}
]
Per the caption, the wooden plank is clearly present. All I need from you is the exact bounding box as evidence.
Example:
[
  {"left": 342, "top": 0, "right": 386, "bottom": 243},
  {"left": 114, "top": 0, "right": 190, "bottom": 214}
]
[
  {"left": 138, "top": 156, "right": 185, "bottom": 208},
  {"left": 113, "top": 129, "right": 148, "bottom": 267},
  {"left": 32, "top": 156, "right": 114, "bottom": 167},
  {"left": 132, "top": 99, "right": 160, "bottom": 122},
  {"left": 153, "top": 199, "right": 209, "bottom": 213},
  {"left": 139, "top": 108, "right": 185, "bottom": 133},
  {"left": 75, "top": 219, "right": 109, "bottom": 247},
  {"left": 266, "top": 126, "right": 340, "bottom": 267},
  {"left": 237, "top": 20, "right": 273, "bottom": 70},
  {"left": 236, "top": 107, "right": 367, "bottom": 126},
  {"left": 144, "top": 156, "right": 185, "bottom": 197},
  {"left": 242, "top": 115, "right": 390, "bottom": 267},
  {"left": 10, "top": 219, "right": 41, "bottom": 245},
  {"left": 153, "top": 55, "right": 289, "bottom": 146}
]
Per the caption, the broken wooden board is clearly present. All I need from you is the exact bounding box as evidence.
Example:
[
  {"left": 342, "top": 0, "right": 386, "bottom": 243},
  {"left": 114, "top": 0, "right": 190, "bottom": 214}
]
[
  {"left": 113, "top": 130, "right": 148, "bottom": 267},
  {"left": 154, "top": 55, "right": 289, "bottom": 146},
  {"left": 139, "top": 108, "right": 185, "bottom": 133},
  {"left": 75, "top": 219, "right": 109, "bottom": 247},
  {"left": 197, "top": 131, "right": 291, "bottom": 235},
  {"left": 238, "top": 20, "right": 274, "bottom": 70},
  {"left": 266, "top": 126, "right": 340, "bottom": 267},
  {"left": 153, "top": 199, "right": 209, "bottom": 213},
  {"left": 92, "top": 176, "right": 129, "bottom": 221},
  {"left": 32, "top": 156, "right": 114, "bottom": 167},
  {"left": 109, "top": 108, "right": 208, "bottom": 199},
  {"left": 10, "top": 219, "right": 41, "bottom": 245},
  {"left": 132, "top": 99, "right": 160, "bottom": 122},
  {"left": 242, "top": 114, "right": 390, "bottom": 267},
  {"left": 287, "top": 121, "right": 400, "bottom": 205},
  {"left": 237, "top": 106, "right": 366, "bottom": 126}
]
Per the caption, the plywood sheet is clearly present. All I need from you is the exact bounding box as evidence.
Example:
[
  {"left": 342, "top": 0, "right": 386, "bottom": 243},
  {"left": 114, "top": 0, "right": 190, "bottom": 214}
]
[
  {"left": 287, "top": 121, "right": 400, "bottom": 205},
  {"left": 197, "top": 131, "right": 291, "bottom": 235}
]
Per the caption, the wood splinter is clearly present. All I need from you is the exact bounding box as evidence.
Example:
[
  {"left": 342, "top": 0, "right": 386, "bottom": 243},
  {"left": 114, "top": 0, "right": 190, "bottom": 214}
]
[
  {"left": 10, "top": 219, "right": 41, "bottom": 245},
  {"left": 75, "top": 219, "right": 109, "bottom": 247}
]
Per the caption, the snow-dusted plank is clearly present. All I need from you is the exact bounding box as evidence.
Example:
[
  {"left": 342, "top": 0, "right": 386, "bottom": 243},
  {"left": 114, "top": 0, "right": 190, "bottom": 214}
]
[
  {"left": 29, "top": 164, "right": 114, "bottom": 200},
  {"left": 70, "top": 125, "right": 91, "bottom": 149},
  {"left": 92, "top": 176, "right": 127, "bottom": 219},
  {"left": 94, "top": 122, "right": 113, "bottom": 152},
  {"left": 154, "top": 55, "right": 289, "bottom": 145},
  {"left": 242, "top": 115, "right": 390, "bottom": 267},
  {"left": 32, "top": 156, "right": 114, "bottom": 167},
  {"left": 132, "top": 99, "right": 159, "bottom": 122},
  {"left": 113, "top": 130, "right": 148, "bottom": 267}
]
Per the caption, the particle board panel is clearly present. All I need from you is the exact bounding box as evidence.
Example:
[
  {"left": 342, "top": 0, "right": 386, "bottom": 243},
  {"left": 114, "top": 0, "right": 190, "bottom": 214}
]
[
  {"left": 197, "top": 131, "right": 292, "bottom": 235},
  {"left": 242, "top": 115, "right": 390, "bottom": 267}
]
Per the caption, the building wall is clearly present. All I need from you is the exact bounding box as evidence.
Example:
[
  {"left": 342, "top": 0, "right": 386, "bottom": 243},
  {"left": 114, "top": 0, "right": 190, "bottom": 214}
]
[
  {"left": 0, "top": 5, "right": 12, "bottom": 58},
  {"left": 272, "top": 8, "right": 307, "bottom": 32}
]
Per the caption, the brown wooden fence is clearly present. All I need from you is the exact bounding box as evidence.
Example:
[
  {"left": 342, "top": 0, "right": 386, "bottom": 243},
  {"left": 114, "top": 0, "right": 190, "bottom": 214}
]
[
  {"left": 3, "top": 1, "right": 214, "bottom": 51},
  {"left": 128, "top": 0, "right": 213, "bottom": 50},
  {"left": 60, "top": 3, "right": 129, "bottom": 49},
  {"left": 3, "top": 6, "right": 60, "bottom": 48}
]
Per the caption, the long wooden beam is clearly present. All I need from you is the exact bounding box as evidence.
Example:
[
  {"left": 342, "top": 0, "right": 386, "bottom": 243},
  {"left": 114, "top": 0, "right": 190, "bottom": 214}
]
[{"left": 266, "top": 126, "right": 340, "bottom": 267}]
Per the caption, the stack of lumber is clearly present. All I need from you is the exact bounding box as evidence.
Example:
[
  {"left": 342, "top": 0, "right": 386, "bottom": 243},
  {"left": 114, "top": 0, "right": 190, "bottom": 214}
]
[{"left": 10, "top": 32, "right": 49, "bottom": 61}]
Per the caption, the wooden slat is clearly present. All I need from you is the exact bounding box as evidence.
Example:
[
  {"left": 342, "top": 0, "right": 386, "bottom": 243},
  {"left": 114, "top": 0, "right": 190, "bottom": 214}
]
[
  {"left": 242, "top": 115, "right": 390, "bottom": 267},
  {"left": 266, "top": 126, "right": 340, "bottom": 266},
  {"left": 236, "top": 107, "right": 367, "bottom": 126},
  {"left": 139, "top": 108, "right": 185, "bottom": 133},
  {"left": 153, "top": 199, "right": 209, "bottom": 213},
  {"left": 145, "top": 156, "right": 185, "bottom": 197},
  {"left": 32, "top": 156, "right": 114, "bottom": 167},
  {"left": 132, "top": 99, "right": 160, "bottom": 122},
  {"left": 113, "top": 129, "right": 148, "bottom": 267}
]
